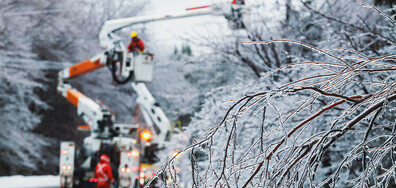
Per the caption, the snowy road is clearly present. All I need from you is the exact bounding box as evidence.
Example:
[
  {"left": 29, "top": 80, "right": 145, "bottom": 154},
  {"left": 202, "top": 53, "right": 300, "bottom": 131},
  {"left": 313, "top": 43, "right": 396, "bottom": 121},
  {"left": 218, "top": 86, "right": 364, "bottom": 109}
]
[{"left": 0, "top": 175, "right": 59, "bottom": 188}]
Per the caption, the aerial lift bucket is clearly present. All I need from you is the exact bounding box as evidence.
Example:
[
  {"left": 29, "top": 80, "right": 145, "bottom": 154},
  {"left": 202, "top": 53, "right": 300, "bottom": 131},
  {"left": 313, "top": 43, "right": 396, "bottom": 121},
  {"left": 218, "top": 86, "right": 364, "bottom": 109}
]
[{"left": 133, "top": 53, "right": 154, "bottom": 83}]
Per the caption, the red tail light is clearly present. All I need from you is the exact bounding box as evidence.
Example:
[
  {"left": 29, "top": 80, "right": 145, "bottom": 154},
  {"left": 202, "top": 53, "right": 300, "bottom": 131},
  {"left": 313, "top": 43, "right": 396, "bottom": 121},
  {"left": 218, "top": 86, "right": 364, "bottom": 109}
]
[
  {"left": 94, "top": 178, "right": 98, "bottom": 183},
  {"left": 62, "top": 165, "right": 73, "bottom": 171},
  {"left": 120, "top": 167, "right": 130, "bottom": 173},
  {"left": 89, "top": 178, "right": 93, "bottom": 182}
]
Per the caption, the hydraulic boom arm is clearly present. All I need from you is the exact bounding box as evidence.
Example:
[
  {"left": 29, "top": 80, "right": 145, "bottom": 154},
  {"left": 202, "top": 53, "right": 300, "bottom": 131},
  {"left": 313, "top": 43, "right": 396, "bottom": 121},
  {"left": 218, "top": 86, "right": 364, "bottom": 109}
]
[
  {"left": 57, "top": 55, "right": 115, "bottom": 138},
  {"left": 99, "top": 7, "right": 216, "bottom": 50},
  {"left": 58, "top": 0, "right": 246, "bottom": 144},
  {"left": 132, "top": 83, "right": 171, "bottom": 148}
]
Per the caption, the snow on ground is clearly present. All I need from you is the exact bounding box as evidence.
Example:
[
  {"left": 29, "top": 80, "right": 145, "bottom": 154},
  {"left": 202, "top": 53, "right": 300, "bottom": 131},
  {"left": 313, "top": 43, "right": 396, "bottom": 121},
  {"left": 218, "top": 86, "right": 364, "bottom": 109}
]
[{"left": 0, "top": 175, "right": 59, "bottom": 188}]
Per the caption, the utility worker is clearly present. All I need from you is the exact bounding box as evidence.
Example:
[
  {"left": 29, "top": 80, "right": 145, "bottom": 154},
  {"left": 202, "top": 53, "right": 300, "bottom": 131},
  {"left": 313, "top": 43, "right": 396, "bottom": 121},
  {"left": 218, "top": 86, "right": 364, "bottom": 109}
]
[
  {"left": 232, "top": 0, "right": 245, "bottom": 5},
  {"left": 95, "top": 154, "right": 114, "bottom": 188},
  {"left": 230, "top": 0, "right": 245, "bottom": 29},
  {"left": 127, "top": 31, "right": 145, "bottom": 54}
]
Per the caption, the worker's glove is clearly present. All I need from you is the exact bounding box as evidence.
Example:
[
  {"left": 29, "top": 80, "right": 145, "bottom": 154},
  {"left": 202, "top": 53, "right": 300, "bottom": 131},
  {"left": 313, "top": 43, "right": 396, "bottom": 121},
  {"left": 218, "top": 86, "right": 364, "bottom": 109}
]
[{"left": 112, "top": 180, "right": 117, "bottom": 188}]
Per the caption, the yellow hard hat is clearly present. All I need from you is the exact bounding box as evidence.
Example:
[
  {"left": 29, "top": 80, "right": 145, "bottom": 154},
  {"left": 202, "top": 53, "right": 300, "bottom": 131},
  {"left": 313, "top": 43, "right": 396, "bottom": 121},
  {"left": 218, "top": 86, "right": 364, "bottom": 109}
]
[{"left": 131, "top": 31, "right": 138, "bottom": 38}]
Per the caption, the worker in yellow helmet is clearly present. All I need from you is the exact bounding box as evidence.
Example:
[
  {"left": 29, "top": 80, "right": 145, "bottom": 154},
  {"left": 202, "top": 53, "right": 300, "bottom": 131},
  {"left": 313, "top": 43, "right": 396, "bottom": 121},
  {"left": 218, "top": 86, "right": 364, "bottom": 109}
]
[{"left": 127, "top": 31, "right": 145, "bottom": 54}]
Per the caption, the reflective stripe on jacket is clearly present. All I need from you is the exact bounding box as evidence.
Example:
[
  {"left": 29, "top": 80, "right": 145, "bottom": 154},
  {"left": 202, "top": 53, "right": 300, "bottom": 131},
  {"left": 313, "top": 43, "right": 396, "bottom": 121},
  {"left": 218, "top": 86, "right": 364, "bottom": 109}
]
[{"left": 95, "top": 160, "right": 113, "bottom": 188}]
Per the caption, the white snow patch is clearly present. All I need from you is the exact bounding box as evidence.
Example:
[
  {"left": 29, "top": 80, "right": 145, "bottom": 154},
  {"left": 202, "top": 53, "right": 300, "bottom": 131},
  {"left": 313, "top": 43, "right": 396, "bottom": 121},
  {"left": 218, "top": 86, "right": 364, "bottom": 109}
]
[{"left": 0, "top": 175, "right": 59, "bottom": 188}]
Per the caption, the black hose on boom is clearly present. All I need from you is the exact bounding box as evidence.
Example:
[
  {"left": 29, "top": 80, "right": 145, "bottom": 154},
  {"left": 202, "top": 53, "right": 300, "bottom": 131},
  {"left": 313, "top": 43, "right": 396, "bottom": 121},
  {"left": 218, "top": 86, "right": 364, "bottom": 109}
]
[
  {"left": 106, "top": 52, "right": 133, "bottom": 85},
  {"left": 111, "top": 62, "right": 133, "bottom": 85}
]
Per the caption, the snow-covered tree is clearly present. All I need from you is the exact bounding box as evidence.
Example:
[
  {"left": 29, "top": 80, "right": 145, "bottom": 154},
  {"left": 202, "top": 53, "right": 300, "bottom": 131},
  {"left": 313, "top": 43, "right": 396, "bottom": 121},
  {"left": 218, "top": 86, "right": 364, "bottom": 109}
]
[
  {"left": 0, "top": 0, "right": 145, "bottom": 61},
  {"left": 150, "top": 1, "right": 396, "bottom": 187}
]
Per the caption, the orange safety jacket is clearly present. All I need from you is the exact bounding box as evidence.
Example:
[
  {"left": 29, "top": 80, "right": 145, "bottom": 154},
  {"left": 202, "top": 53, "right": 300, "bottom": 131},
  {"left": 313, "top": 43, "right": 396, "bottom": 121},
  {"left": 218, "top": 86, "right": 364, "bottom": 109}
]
[
  {"left": 232, "top": 0, "right": 245, "bottom": 5},
  {"left": 127, "top": 37, "right": 145, "bottom": 53},
  {"left": 95, "top": 154, "right": 114, "bottom": 188}
]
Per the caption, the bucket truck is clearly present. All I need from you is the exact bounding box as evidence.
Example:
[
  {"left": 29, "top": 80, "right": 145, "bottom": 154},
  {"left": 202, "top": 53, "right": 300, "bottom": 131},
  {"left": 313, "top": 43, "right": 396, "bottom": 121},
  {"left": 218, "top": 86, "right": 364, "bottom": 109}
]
[
  {"left": 58, "top": 2, "right": 247, "bottom": 188},
  {"left": 57, "top": 52, "right": 165, "bottom": 187}
]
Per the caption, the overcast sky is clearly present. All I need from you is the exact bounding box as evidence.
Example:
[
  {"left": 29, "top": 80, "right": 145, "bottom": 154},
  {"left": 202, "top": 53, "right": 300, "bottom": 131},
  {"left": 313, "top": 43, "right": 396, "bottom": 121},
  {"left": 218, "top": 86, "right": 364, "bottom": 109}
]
[{"left": 142, "top": 0, "right": 226, "bottom": 59}]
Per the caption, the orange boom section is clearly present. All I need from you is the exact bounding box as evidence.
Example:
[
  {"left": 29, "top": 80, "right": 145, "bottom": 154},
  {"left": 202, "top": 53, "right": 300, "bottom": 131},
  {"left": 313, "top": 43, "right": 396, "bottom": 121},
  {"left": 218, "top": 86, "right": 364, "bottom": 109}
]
[
  {"left": 69, "top": 59, "right": 104, "bottom": 78},
  {"left": 66, "top": 89, "right": 85, "bottom": 107},
  {"left": 77, "top": 125, "right": 90, "bottom": 131}
]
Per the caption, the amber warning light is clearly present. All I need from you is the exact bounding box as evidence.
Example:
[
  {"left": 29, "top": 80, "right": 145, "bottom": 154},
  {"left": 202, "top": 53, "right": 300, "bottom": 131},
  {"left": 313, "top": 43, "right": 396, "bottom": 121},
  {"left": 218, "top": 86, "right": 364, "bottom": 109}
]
[{"left": 141, "top": 131, "right": 151, "bottom": 141}]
